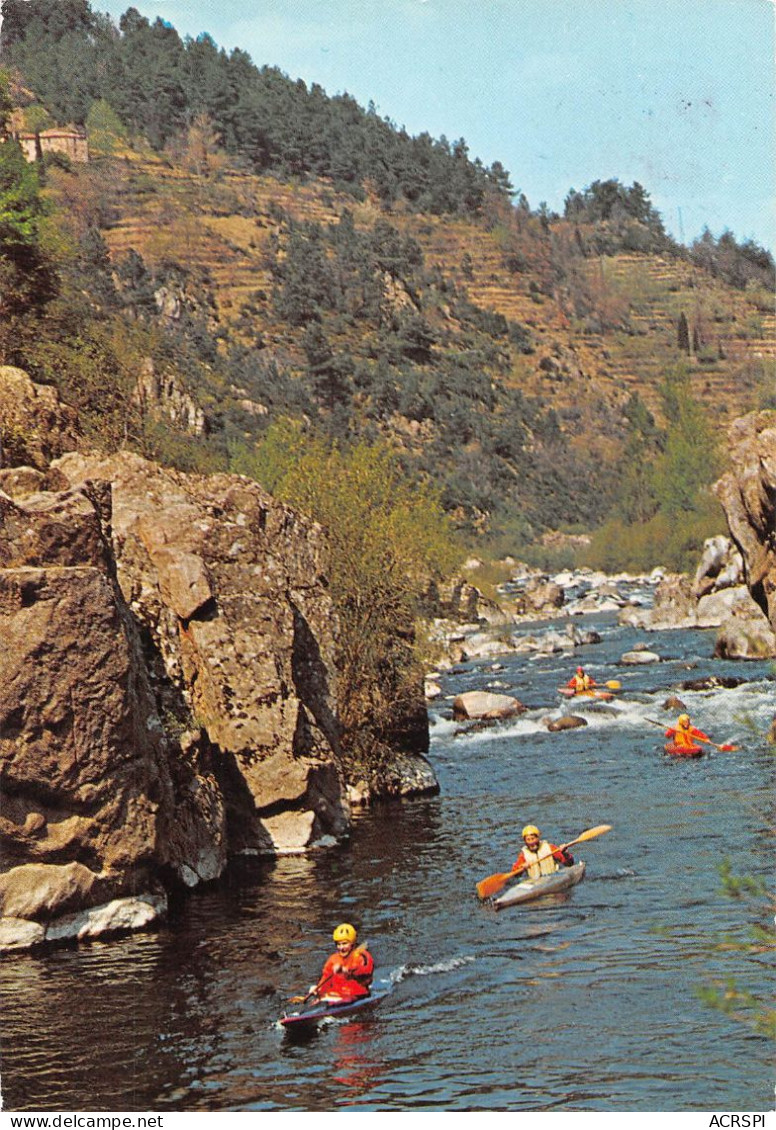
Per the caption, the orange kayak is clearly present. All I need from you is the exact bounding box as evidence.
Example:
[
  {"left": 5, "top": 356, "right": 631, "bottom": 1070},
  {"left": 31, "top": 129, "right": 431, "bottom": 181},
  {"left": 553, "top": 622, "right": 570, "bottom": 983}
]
[
  {"left": 558, "top": 688, "right": 614, "bottom": 702},
  {"left": 664, "top": 742, "right": 704, "bottom": 758}
]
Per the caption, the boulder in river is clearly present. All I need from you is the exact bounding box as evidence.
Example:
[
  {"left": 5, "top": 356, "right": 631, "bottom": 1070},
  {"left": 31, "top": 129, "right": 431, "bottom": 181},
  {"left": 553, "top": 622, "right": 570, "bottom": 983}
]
[
  {"left": 680, "top": 675, "right": 746, "bottom": 692},
  {"left": 547, "top": 715, "right": 587, "bottom": 732},
  {"left": 713, "top": 618, "right": 776, "bottom": 660},
  {"left": 693, "top": 535, "right": 744, "bottom": 597},
  {"left": 696, "top": 585, "right": 765, "bottom": 628},
  {"left": 662, "top": 696, "right": 687, "bottom": 711},
  {"left": 620, "top": 649, "right": 660, "bottom": 665},
  {"left": 452, "top": 691, "right": 525, "bottom": 720}
]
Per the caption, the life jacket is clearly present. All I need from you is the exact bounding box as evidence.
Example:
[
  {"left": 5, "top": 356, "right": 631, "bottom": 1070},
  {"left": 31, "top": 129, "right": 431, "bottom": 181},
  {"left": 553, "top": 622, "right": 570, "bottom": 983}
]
[
  {"left": 670, "top": 722, "right": 709, "bottom": 749},
  {"left": 570, "top": 674, "right": 593, "bottom": 692},
  {"left": 318, "top": 947, "right": 374, "bottom": 1001},
  {"left": 520, "top": 840, "right": 560, "bottom": 879}
]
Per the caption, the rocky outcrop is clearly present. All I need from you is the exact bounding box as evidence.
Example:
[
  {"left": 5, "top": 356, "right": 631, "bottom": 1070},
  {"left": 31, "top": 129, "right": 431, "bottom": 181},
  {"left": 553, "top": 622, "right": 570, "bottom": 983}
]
[
  {"left": 53, "top": 451, "right": 348, "bottom": 856},
  {"left": 0, "top": 448, "right": 353, "bottom": 950},
  {"left": 423, "top": 576, "right": 509, "bottom": 626},
  {"left": 714, "top": 411, "right": 776, "bottom": 634},
  {"left": 132, "top": 358, "right": 207, "bottom": 437},
  {"left": 631, "top": 413, "right": 776, "bottom": 660},
  {"left": 348, "top": 751, "right": 439, "bottom": 806},
  {"left": 713, "top": 619, "right": 776, "bottom": 660},
  {"left": 0, "top": 483, "right": 180, "bottom": 949},
  {"left": 693, "top": 534, "right": 744, "bottom": 597},
  {"left": 619, "top": 572, "right": 696, "bottom": 630},
  {"left": 0, "top": 366, "right": 80, "bottom": 469},
  {"left": 619, "top": 542, "right": 775, "bottom": 657}
]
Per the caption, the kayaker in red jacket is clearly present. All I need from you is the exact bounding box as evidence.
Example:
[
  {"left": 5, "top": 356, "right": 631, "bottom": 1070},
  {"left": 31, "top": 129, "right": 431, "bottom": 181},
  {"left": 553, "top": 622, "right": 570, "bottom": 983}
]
[
  {"left": 514, "top": 825, "right": 574, "bottom": 879},
  {"left": 567, "top": 666, "right": 596, "bottom": 693},
  {"left": 311, "top": 924, "right": 374, "bottom": 1003},
  {"left": 665, "top": 714, "right": 710, "bottom": 750}
]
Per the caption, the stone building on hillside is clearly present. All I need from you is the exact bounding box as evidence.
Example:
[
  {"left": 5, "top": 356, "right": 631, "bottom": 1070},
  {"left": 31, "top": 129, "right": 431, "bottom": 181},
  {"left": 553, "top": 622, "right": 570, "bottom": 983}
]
[{"left": 14, "top": 126, "right": 89, "bottom": 163}]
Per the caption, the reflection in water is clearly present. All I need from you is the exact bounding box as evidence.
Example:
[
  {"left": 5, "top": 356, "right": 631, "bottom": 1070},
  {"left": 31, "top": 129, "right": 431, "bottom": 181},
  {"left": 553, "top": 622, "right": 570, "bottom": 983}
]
[
  {"left": 0, "top": 621, "right": 773, "bottom": 1111},
  {"left": 330, "top": 1021, "right": 386, "bottom": 1103}
]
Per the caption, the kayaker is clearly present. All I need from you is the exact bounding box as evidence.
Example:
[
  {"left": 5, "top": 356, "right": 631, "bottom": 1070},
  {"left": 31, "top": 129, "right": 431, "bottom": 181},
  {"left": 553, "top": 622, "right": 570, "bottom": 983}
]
[
  {"left": 665, "top": 713, "right": 711, "bottom": 751},
  {"left": 310, "top": 923, "right": 374, "bottom": 1003},
  {"left": 514, "top": 825, "right": 574, "bottom": 879},
  {"left": 567, "top": 666, "right": 595, "bottom": 694}
]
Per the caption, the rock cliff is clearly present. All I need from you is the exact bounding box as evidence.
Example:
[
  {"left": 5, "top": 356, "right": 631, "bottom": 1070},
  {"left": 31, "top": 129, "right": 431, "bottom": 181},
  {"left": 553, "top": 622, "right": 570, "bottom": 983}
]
[{"left": 714, "top": 411, "right": 776, "bottom": 635}]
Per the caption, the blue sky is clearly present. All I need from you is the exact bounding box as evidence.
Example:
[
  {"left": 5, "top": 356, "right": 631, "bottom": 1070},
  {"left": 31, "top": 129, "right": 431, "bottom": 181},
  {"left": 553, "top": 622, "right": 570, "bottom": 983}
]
[{"left": 95, "top": 0, "right": 774, "bottom": 251}]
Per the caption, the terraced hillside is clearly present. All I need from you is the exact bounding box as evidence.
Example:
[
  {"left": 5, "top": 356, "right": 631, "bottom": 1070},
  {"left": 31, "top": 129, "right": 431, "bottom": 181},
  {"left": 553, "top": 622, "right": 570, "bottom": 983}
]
[{"left": 47, "top": 145, "right": 773, "bottom": 492}]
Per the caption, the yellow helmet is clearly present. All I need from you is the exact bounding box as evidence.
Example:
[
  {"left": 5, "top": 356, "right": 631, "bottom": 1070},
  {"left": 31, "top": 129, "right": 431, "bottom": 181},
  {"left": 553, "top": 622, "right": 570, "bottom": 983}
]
[
  {"left": 678, "top": 714, "right": 691, "bottom": 727},
  {"left": 522, "top": 825, "right": 540, "bottom": 839},
  {"left": 333, "top": 923, "right": 357, "bottom": 944}
]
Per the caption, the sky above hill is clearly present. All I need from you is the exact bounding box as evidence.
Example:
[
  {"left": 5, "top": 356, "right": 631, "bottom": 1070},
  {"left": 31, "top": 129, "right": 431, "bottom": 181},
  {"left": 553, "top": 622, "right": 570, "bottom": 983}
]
[{"left": 95, "top": 0, "right": 775, "bottom": 251}]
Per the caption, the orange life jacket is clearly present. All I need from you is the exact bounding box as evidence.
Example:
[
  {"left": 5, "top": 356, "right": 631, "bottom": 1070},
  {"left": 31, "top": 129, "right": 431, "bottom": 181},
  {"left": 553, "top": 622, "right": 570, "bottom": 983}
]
[{"left": 317, "top": 947, "right": 374, "bottom": 1001}]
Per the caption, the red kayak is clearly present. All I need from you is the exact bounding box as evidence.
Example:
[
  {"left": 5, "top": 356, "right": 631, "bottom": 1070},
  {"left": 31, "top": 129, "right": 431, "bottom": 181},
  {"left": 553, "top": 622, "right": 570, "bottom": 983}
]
[{"left": 664, "top": 742, "right": 704, "bottom": 758}]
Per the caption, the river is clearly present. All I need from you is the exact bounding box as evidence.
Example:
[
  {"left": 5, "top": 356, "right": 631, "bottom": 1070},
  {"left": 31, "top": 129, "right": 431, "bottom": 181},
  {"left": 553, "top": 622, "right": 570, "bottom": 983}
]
[{"left": 0, "top": 609, "right": 773, "bottom": 1112}]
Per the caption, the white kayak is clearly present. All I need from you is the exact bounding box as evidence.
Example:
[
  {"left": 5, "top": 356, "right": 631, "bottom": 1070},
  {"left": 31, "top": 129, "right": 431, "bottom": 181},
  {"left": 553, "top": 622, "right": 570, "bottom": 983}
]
[{"left": 494, "top": 861, "right": 586, "bottom": 911}]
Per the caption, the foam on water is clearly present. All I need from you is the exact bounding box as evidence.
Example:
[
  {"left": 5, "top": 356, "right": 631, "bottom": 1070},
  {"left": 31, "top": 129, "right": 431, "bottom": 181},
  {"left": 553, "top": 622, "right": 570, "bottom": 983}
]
[{"left": 390, "top": 955, "right": 476, "bottom": 983}]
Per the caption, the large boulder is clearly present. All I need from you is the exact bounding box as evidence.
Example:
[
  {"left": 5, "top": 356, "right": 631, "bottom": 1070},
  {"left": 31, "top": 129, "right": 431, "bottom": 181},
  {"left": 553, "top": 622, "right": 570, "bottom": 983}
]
[
  {"left": 0, "top": 484, "right": 184, "bottom": 950},
  {"left": 53, "top": 451, "right": 350, "bottom": 855},
  {"left": 713, "top": 617, "right": 776, "bottom": 660},
  {"left": 696, "top": 585, "right": 768, "bottom": 628},
  {"left": 0, "top": 449, "right": 354, "bottom": 951},
  {"left": 714, "top": 411, "right": 776, "bottom": 633},
  {"left": 452, "top": 691, "right": 524, "bottom": 720},
  {"left": 423, "top": 576, "right": 510, "bottom": 626},
  {"left": 693, "top": 535, "right": 744, "bottom": 597},
  {"left": 619, "top": 573, "right": 697, "bottom": 630}
]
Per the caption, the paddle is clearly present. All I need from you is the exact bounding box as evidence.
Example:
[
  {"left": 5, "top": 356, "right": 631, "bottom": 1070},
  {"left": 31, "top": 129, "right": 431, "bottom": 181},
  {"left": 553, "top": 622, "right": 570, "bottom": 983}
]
[
  {"left": 288, "top": 943, "right": 369, "bottom": 1004},
  {"left": 645, "top": 718, "right": 738, "bottom": 752},
  {"left": 476, "top": 824, "right": 613, "bottom": 900}
]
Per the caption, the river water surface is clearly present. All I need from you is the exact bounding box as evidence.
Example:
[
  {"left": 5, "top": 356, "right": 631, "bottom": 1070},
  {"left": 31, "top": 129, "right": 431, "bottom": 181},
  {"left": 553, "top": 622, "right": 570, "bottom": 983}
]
[{"left": 0, "top": 612, "right": 773, "bottom": 1112}]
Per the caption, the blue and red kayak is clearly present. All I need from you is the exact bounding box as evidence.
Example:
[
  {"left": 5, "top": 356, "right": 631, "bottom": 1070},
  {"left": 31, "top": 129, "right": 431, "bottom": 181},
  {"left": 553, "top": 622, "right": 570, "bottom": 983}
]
[{"left": 280, "top": 990, "right": 388, "bottom": 1030}]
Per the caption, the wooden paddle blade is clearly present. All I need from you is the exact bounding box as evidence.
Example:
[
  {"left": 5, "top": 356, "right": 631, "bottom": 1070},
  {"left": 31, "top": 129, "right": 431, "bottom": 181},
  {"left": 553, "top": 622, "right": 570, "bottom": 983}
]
[
  {"left": 566, "top": 823, "right": 612, "bottom": 848},
  {"left": 476, "top": 870, "right": 516, "bottom": 899}
]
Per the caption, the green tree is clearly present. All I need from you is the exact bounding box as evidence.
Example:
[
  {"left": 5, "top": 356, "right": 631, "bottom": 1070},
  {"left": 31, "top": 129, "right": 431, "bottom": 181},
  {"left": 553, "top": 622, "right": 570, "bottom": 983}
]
[
  {"left": 85, "top": 98, "right": 128, "bottom": 156},
  {"left": 654, "top": 368, "right": 721, "bottom": 516},
  {"left": 238, "top": 424, "right": 460, "bottom": 777},
  {"left": 0, "top": 124, "right": 57, "bottom": 360},
  {"left": 696, "top": 860, "right": 775, "bottom": 1039}
]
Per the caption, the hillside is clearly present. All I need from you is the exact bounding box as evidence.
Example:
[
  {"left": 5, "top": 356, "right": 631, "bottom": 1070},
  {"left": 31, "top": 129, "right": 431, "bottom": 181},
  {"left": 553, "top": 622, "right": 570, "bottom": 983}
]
[
  {"left": 90, "top": 146, "right": 775, "bottom": 433},
  {"left": 36, "top": 144, "right": 773, "bottom": 523},
  {"left": 1, "top": 0, "right": 773, "bottom": 561}
]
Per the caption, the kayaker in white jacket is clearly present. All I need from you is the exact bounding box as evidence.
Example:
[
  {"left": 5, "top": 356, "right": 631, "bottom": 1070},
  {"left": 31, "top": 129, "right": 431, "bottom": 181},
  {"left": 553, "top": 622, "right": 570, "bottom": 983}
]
[{"left": 513, "top": 825, "right": 574, "bottom": 879}]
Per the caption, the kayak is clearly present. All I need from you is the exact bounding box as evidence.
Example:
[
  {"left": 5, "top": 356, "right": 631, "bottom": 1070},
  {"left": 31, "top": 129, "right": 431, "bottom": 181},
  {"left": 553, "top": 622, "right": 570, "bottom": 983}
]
[
  {"left": 664, "top": 742, "right": 704, "bottom": 758},
  {"left": 280, "top": 989, "right": 388, "bottom": 1030},
  {"left": 558, "top": 688, "right": 614, "bottom": 702},
  {"left": 494, "top": 861, "right": 586, "bottom": 911}
]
